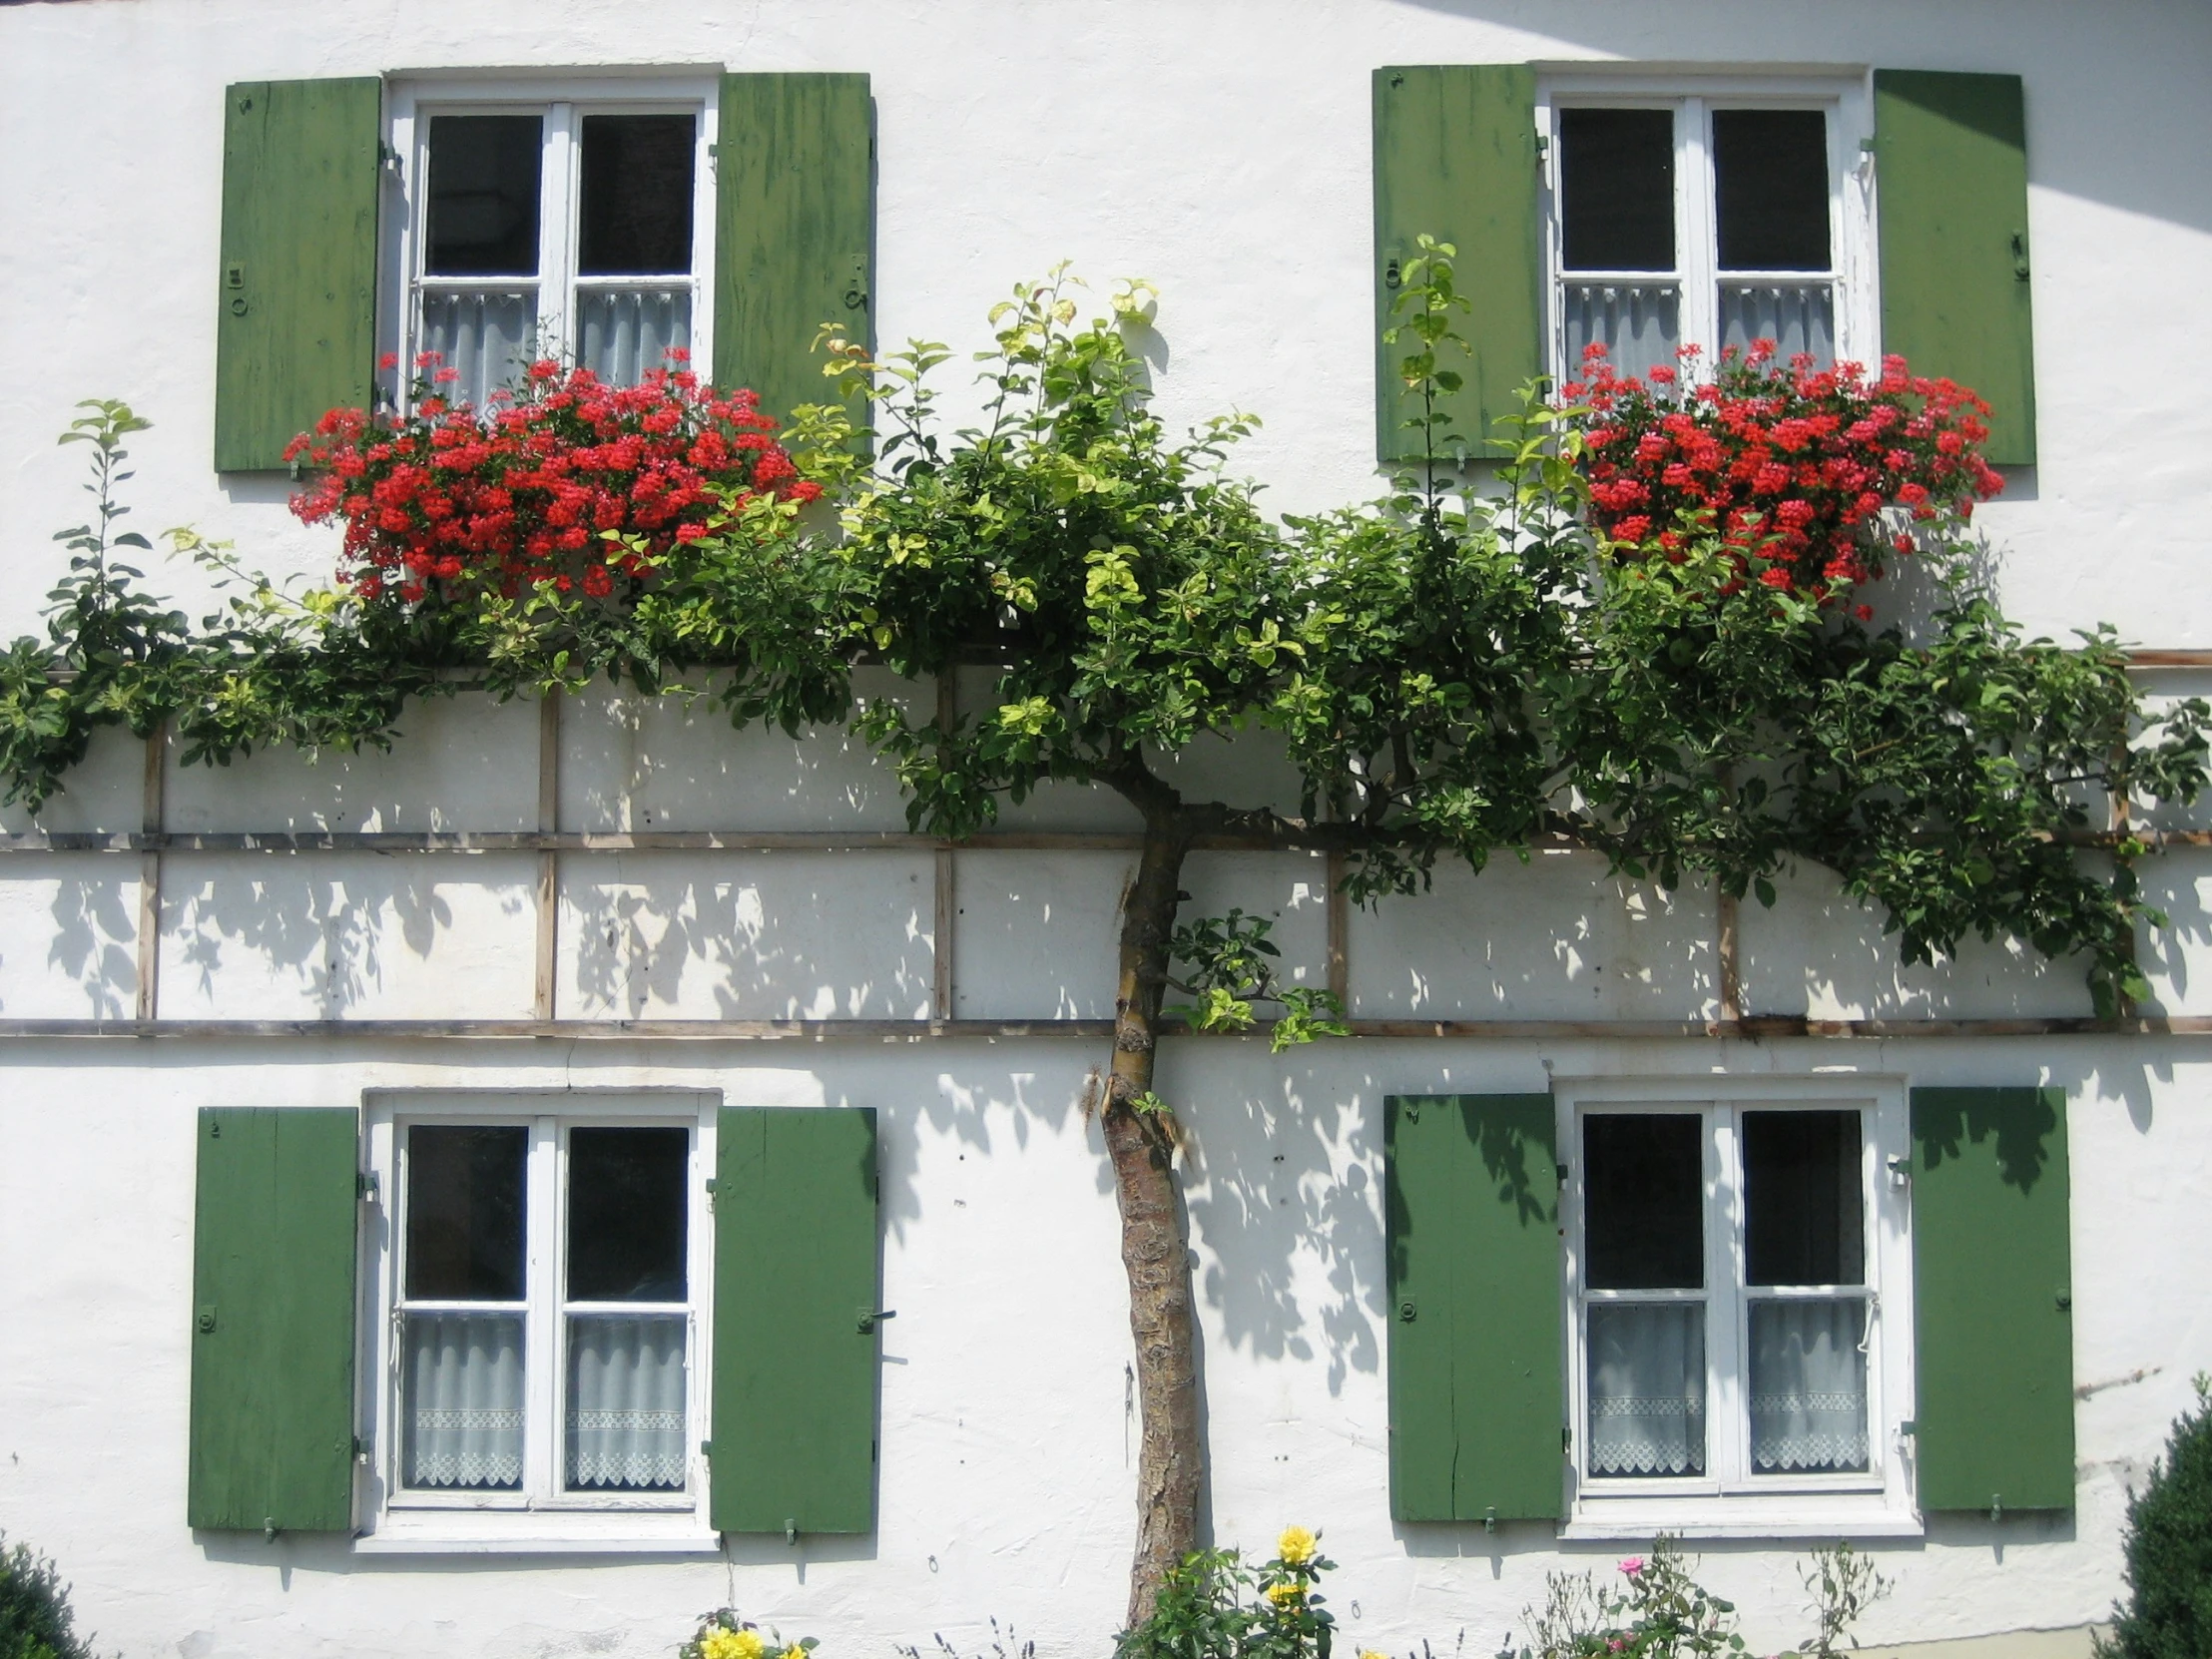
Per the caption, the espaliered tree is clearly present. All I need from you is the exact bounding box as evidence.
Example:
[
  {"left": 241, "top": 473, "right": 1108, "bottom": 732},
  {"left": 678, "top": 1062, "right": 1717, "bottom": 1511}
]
[{"left": 2, "top": 252, "right": 2205, "bottom": 1628}]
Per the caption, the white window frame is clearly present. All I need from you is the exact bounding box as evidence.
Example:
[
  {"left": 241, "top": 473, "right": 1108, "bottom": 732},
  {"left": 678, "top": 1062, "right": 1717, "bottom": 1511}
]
[
  {"left": 382, "top": 74, "right": 720, "bottom": 410},
  {"left": 1535, "top": 71, "right": 1878, "bottom": 386},
  {"left": 354, "top": 1088, "right": 721, "bottom": 1554},
  {"left": 1553, "top": 1072, "right": 1921, "bottom": 1539}
]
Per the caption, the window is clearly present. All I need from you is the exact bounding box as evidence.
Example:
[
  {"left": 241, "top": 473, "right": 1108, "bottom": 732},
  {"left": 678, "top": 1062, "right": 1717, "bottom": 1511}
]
[
  {"left": 389, "top": 79, "right": 718, "bottom": 408},
  {"left": 359, "top": 1092, "right": 718, "bottom": 1549},
  {"left": 1540, "top": 78, "right": 1875, "bottom": 383},
  {"left": 1557, "top": 1077, "right": 1917, "bottom": 1536}
]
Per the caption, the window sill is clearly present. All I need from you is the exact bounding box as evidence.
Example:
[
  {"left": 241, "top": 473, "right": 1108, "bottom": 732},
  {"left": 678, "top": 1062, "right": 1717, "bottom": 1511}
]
[
  {"left": 354, "top": 1518, "right": 721, "bottom": 1555},
  {"left": 1562, "top": 1505, "right": 1923, "bottom": 1541}
]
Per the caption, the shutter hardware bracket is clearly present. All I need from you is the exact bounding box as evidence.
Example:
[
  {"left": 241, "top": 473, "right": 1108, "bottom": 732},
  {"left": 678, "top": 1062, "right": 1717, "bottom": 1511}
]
[{"left": 858, "top": 1308, "right": 898, "bottom": 1334}]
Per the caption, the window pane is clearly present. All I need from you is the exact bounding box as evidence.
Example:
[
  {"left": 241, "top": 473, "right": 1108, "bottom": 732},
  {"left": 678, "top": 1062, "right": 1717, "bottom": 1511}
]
[
  {"left": 1559, "top": 108, "right": 1676, "bottom": 272},
  {"left": 1713, "top": 110, "right": 1830, "bottom": 272},
  {"left": 418, "top": 288, "right": 537, "bottom": 407},
  {"left": 1719, "top": 282, "right": 1835, "bottom": 365},
  {"left": 1562, "top": 281, "right": 1681, "bottom": 378},
  {"left": 566, "top": 1314, "right": 687, "bottom": 1490},
  {"left": 577, "top": 288, "right": 692, "bottom": 387},
  {"left": 1748, "top": 1299, "right": 1870, "bottom": 1472},
  {"left": 401, "top": 1312, "right": 524, "bottom": 1489},
  {"left": 1743, "top": 1109, "right": 1864, "bottom": 1286},
  {"left": 425, "top": 115, "right": 543, "bottom": 276},
  {"left": 1587, "top": 1302, "right": 1705, "bottom": 1477},
  {"left": 405, "top": 1124, "right": 527, "bottom": 1301},
  {"left": 567, "top": 1127, "right": 689, "bottom": 1302},
  {"left": 1584, "top": 1113, "right": 1704, "bottom": 1289},
  {"left": 578, "top": 114, "right": 696, "bottom": 276}
]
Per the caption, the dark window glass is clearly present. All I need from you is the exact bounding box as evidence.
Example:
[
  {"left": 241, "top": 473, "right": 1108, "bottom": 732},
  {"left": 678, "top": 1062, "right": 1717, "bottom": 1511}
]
[
  {"left": 405, "top": 1125, "right": 528, "bottom": 1300},
  {"left": 1583, "top": 1114, "right": 1705, "bottom": 1289},
  {"left": 425, "top": 115, "right": 542, "bottom": 276},
  {"left": 1743, "top": 1110, "right": 1864, "bottom": 1286},
  {"left": 1712, "top": 110, "right": 1831, "bottom": 272},
  {"left": 567, "top": 1127, "right": 689, "bottom": 1301},
  {"left": 578, "top": 115, "right": 696, "bottom": 276},
  {"left": 1559, "top": 108, "right": 1676, "bottom": 272}
]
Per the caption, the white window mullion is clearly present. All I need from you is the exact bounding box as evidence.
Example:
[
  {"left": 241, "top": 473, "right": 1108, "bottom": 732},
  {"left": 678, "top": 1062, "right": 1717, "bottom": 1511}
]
[
  {"left": 690, "top": 94, "right": 718, "bottom": 377},
  {"left": 1709, "top": 1105, "right": 1748, "bottom": 1485},
  {"left": 1680, "top": 96, "right": 1719, "bottom": 360},
  {"left": 522, "top": 1115, "right": 561, "bottom": 1503},
  {"left": 541, "top": 103, "right": 579, "bottom": 366}
]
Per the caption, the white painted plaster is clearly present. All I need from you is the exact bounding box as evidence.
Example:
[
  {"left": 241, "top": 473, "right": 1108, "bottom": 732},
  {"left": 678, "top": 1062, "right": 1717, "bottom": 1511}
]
[{"left": 3, "top": 1, "right": 2212, "bottom": 1656}]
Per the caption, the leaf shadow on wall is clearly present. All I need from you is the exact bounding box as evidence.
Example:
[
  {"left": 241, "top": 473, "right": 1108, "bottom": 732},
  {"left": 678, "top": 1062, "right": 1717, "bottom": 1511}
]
[
  {"left": 165, "top": 855, "right": 486, "bottom": 1018},
  {"left": 561, "top": 853, "right": 935, "bottom": 1022},
  {"left": 1170, "top": 1056, "right": 1386, "bottom": 1399}
]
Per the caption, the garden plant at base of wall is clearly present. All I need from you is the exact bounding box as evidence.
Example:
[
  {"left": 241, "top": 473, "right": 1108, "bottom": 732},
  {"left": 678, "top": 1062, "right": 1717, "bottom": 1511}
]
[
  {"left": 1508, "top": 1537, "right": 1889, "bottom": 1659},
  {"left": 0, "top": 249, "right": 2205, "bottom": 1628},
  {"left": 680, "top": 1611, "right": 819, "bottom": 1659},
  {"left": 2095, "top": 1374, "right": 2212, "bottom": 1659},
  {"left": 1113, "top": 1525, "right": 1340, "bottom": 1659},
  {"left": 0, "top": 1530, "right": 104, "bottom": 1659}
]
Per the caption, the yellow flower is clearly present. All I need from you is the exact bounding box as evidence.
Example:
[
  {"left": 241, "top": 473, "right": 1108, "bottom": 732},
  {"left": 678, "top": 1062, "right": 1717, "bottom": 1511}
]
[
  {"left": 1267, "top": 1583, "right": 1306, "bottom": 1608},
  {"left": 1361, "top": 1649, "right": 1390, "bottom": 1659},
  {"left": 1277, "top": 1525, "right": 1318, "bottom": 1566},
  {"left": 700, "top": 1628, "right": 767, "bottom": 1659}
]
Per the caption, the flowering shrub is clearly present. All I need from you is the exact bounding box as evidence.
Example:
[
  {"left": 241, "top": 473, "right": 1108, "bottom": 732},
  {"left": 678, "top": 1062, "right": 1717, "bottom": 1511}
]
[
  {"left": 680, "top": 1610, "right": 818, "bottom": 1659},
  {"left": 1564, "top": 341, "right": 2005, "bottom": 610},
  {"left": 282, "top": 351, "right": 822, "bottom": 607},
  {"left": 1511, "top": 1538, "right": 1888, "bottom": 1659},
  {"left": 1114, "top": 1525, "right": 1338, "bottom": 1659}
]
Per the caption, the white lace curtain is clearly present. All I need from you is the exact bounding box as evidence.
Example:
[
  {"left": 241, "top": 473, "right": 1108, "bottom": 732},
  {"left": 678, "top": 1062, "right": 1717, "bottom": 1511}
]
[
  {"left": 402, "top": 1313, "right": 525, "bottom": 1489},
  {"left": 1748, "top": 1299, "right": 1871, "bottom": 1472},
  {"left": 566, "top": 1315, "right": 688, "bottom": 1490},
  {"left": 1587, "top": 1303, "right": 1706, "bottom": 1477}
]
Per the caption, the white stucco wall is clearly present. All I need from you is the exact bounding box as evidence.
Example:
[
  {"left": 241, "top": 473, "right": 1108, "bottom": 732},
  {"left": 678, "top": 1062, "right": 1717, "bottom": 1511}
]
[{"left": 4, "top": 2, "right": 2212, "bottom": 1657}]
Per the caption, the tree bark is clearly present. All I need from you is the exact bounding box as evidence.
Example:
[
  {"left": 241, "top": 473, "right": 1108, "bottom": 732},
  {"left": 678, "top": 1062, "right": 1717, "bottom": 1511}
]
[{"left": 1103, "top": 799, "right": 1202, "bottom": 1630}]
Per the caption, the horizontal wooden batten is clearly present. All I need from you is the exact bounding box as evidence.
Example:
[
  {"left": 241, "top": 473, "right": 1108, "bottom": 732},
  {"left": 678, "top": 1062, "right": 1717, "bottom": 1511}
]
[
  {"left": 0, "top": 827, "right": 2201, "bottom": 855},
  {"left": 4, "top": 1014, "right": 2212, "bottom": 1041}
]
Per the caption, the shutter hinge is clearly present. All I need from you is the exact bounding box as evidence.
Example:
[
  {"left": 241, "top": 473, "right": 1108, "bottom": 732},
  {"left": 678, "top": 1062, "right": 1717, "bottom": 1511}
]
[
  {"left": 357, "top": 1170, "right": 379, "bottom": 1202},
  {"left": 785, "top": 1518, "right": 800, "bottom": 1545},
  {"left": 352, "top": 1434, "right": 369, "bottom": 1463},
  {"left": 1561, "top": 1425, "right": 1572, "bottom": 1455},
  {"left": 1483, "top": 1505, "right": 1497, "bottom": 1533},
  {"left": 700, "top": 1439, "right": 713, "bottom": 1457},
  {"left": 704, "top": 1176, "right": 717, "bottom": 1213}
]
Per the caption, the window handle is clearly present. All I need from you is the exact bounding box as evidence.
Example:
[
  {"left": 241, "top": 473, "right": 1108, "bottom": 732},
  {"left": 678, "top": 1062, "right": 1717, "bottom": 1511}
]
[{"left": 1858, "top": 1291, "right": 1879, "bottom": 1354}]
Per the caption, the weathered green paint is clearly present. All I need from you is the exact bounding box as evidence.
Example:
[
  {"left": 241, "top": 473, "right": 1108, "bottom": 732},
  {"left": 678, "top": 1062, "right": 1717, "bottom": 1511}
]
[
  {"left": 1874, "top": 71, "right": 2037, "bottom": 465},
  {"left": 1372, "top": 65, "right": 1543, "bottom": 463},
  {"left": 188, "top": 1107, "right": 359, "bottom": 1531},
  {"left": 714, "top": 74, "right": 874, "bottom": 437},
  {"left": 214, "top": 79, "right": 381, "bottom": 472},
  {"left": 710, "top": 1106, "right": 880, "bottom": 1534},
  {"left": 1385, "top": 1093, "right": 1562, "bottom": 1521},
  {"left": 1911, "top": 1086, "right": 2075, "bottom": 1511}
]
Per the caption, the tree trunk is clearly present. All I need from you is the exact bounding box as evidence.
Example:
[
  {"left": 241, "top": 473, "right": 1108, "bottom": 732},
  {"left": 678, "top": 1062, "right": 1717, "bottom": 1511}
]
[{"left": 1103, "top": 806, "right": 1202, "bottom": 1630}]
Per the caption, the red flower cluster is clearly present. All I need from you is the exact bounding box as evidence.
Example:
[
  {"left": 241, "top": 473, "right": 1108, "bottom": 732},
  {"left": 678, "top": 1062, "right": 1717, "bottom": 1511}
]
[
  {"left": 283, "top": 351, "right": 821, "bottom": 606},
  {"left": 1563, "top": 340, "right": 2004, "bottom": 610}
]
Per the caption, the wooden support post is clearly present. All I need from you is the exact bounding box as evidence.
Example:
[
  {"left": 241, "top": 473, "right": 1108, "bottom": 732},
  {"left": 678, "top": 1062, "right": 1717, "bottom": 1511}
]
[
  {"left": 533, "top": 693, "right": 561, "bottom": 1022},
  {"left": 2111, "top": 741, "right": 2139, "bottom": 1019},
  {"left": 135, "top": 723, "right": 166, "bottom": 1023},
  {"left": 933, "top": 673, "right": 957, "bottom": 1023},
  {"left": 1326, "top": 848, "right": 1350, "bottom": 1007}
]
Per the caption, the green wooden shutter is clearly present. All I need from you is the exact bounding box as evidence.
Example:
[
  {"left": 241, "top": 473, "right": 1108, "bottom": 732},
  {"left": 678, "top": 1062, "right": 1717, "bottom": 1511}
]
[
  {"left": 1372, "top": 66, "right": 1542, "bottom": 464},
  {"left": 710, "top": 1105, "right": 880, "bottom": 1534},
  {"left": 1910, "top": 1086, "right": 2074, "bottom": 1511},
  {"left": 1874, "top": 71, "right": 2036, "bottom": 465},
  {"left": 1385, "top": 1093, "right": 1562, "bottom": 1521},
  {"left": 214, "top": 79, "right": 381, "bottom": 472},
  {"left": 188, "top": 1107, "right": 359, "bottom": 1531},
  {"left": 713, "top": 74, "right": 874, "bottom": 432}
]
